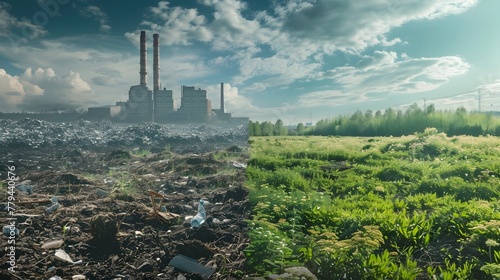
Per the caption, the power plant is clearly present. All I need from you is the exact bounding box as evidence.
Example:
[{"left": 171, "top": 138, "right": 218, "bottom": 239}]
[{"left": 87, "top": 31, "right": 246, "bottom": 124}]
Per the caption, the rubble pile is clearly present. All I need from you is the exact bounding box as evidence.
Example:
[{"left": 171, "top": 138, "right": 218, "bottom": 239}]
[
  {"left": 0, "top": 118, "right": 251, "bottom": 280},
  {"left": 0, "top": 119, "right": 248, "bottom": 153}
]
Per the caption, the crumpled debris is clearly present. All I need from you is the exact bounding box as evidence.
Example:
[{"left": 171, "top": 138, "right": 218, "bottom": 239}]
[
  {"left": 190, "top": 199, "right": 206, "bottom": 227},
  {"left": 169, "top": 254, "right": 215, "bottom": 280},
  {"left": 232, "top": 161, "right": 247, "bottom": 169},
  {"left": 0, "top": 119, "right": 248, "bottom": 153},
  {"left": 54, "top": 249, "right": 74, "bottom": 264},
  {"left": 16, "top": 180, "right": 34, "bottom": 194},
  {"left": 41, "top": 239, "right": 64, "bottom": 249}
]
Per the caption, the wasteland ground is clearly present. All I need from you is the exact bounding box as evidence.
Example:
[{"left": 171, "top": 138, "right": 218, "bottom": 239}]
[{"left": 0, "top": 120, "right": 250, "bottom": 280}]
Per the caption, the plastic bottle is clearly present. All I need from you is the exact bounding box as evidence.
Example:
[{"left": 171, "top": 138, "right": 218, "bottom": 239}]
[
  {"left": 190, "top": 199, "right": 206, "bottom": 227},
  {"left": 46, "top": 203, "right": 60, "bottom": 214}
]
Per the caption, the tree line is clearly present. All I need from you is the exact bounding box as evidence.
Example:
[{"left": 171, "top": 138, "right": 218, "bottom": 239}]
[{"left": 249, "top": 104, "right": 500, "bottom": 137}]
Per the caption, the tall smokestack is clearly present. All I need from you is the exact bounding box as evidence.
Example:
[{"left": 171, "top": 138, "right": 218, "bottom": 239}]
[
  {"left": 220, "top": 82, "right": 225, "bottom": 113},
  {"left": 153, "top": 33, "right": 160, "bottom": 93},
  {"left": 139, "top": 31, "right": 147, "bottom": 87}
]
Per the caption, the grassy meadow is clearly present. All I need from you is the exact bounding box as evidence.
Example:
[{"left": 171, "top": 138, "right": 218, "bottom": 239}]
[{"left": 245, "top": 130, "right": 500, "bottom": 279}]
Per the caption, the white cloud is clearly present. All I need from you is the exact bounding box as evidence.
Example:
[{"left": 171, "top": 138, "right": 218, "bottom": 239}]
[
  {"left": 297, "top": 89, "right": 376, "bottom": 108},
  {"left": 478, "top": 78, "right": 500, "bottom": 93},
  {"left": 80, "top": 5, "right": 111, "bottom": 33},
  {"left": 204, "top": 83, "right": 255, "bottom": 114},
  {"left": 129, "top": 0, "right": 477, "bottom": 92},
  {"left": 126, "top": 1, "right": 212, "bottom": 46},
  {"left": 0, "top": 34, "right": 217, "bottom": 109},
  {"left": 0, "top": 67, "right": 96, "bottom": 112},
  {"left": 0, "top": 2, "right": 47, "bottom": 44},
  {"left": 0, "top": 69, "right": 27, "bottom": 110},
  {"left": 296, "top": 51, "right": 470, "bottom": 109},
  {"left": 200, "top": 0, "right": 275, "bottom": 50},
  {"left": 281, "top": 0, "right": 478, "bottom": 52},
  {"left": 244, "top": 82, "right": 266, "bottom": 93},
  {"left": 322, "top": 51, "right": 470, "bottom": 95}
]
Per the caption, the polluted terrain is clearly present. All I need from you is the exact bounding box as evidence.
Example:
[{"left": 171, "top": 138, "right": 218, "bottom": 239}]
[{"left": 0, "top": 119, "right": 250, "bottom": 280}]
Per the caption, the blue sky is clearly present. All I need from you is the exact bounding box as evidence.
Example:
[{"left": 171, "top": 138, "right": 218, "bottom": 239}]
[{"left": 0, "top": 0, "right": 499, "bottom": 124}]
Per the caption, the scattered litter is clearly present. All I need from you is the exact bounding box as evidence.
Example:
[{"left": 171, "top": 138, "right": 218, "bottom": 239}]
[
  {"left": 212, "top": 218, "right": 221, "bottom": 224},
  {"left": 147, "top": 190, "right": 181, "bottom": 223},
  {"left": 168, "top": 254, "right": 216, "bottom": 280},
  {"left": 72, "top": 275, "right": 86, "bottom": 280},
  {"left": 46, "top": 203, "right": 61, "bottom": 214},
  {"left": 232, "top": 161, "right": 247, "bottom": 169},
  {"left": 3, "top": 225, "right": 19, "bottom": 237},
  {"left": 16, "top": 183, "right": 34, "bottom": 194},
  {"left": 50, "top": 197, "right": 58, "bottom": 203},
  {"left": 41, "top": 239, "right": 64, "bottom": 249},
  {"left": 190, "top": 199, "right": 206, "bottom": 228},
  {"left": 54, "top": 249, "right": 74, "bottom": 264},
  {"left": 96, "top": 189, "right": 109, "bottom": 198},
  {"left": 49, "top": 276, "right": 63, "bottom": 280},
  {"left": 135, "top": 231, "right": 143, "bottom": 236}
]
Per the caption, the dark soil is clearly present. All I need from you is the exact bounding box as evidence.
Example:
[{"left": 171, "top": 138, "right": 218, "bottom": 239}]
[{"left": 0, "top": 142, "right": 250, "bottom": 280}]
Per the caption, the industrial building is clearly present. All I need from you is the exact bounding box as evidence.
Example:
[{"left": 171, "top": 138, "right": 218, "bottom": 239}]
[
  {"left": 87, "top": 105, "right": 121, "bottom": 120},
  {"left": 87, "top": 30, "right": 247, "bottom": 123},
  {"left": 88, "top": 31, "right": 248, "bottom": 124}
]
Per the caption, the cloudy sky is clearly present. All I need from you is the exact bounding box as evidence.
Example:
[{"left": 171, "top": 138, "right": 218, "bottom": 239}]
[{"left": 0, "top": 0, "right": 499, "bottom": 123}]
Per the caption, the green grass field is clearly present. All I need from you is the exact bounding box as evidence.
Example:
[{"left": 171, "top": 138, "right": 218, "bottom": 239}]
[{"left": 245, "top": 130, "right": 500, "bottom": 279}]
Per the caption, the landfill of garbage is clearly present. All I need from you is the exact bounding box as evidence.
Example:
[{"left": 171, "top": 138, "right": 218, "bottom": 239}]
[
  {"left": 0, "top": 118, "right": 248, "bottom": 153},
  {"left": 0, "top": 118, "right": 251, "bottom": 280}
]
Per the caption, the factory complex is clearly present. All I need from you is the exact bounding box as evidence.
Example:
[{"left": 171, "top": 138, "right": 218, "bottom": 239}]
[{"left": 88, "top": 31, "right": 246, "bottom": 124}]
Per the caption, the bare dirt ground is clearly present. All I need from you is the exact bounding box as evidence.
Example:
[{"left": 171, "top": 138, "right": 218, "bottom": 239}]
[{"left": 0, "top": 127, "right": 250, "bottom": 280}]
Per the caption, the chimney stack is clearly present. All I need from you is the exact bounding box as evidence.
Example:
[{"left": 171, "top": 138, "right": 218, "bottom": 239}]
[
  {"left": 220, "top": 82, "right": 225, "bottom": 113},
  {"left": 139, "top": 31, "right": 147, "bottom": 87},
  {"left": 153, "top": 33, "right": 160, "bottom": 93}
]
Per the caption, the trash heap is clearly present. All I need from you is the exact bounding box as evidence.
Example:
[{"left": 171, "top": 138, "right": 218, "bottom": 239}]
[
  {"left": 0, "top": 119, "right": 248, "bottom": 153},
  {"left": 0, "top": 134, "right": 251, "bottom": 280}
]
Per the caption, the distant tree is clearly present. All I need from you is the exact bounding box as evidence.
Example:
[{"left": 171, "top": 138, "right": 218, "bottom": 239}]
[
  {"left": 254, "top": 121, "right": 261, "bottom": 136},
  {"left": 275, "top": 119, "right": 284, "bottom": 136},
  {"left": 426, "top": 104, "right": 436, "bottom": 114},
  {"left": 364, "top": 110, "right": 373, "bottom": 119},
  {"left": 261, "top": 121, "right": 273, "bottom": 136},
  {"left": 280, "top": 126, "right": 288, "bottom": 136},
  {"left": 249, "top": 120, "right": 255, "bottom": 136},
  {"left": 495, "top": 125, "right": 500, "bottom": 136},
  {"left": 297, "top": 123, "right": 305, "bottom": 135}
]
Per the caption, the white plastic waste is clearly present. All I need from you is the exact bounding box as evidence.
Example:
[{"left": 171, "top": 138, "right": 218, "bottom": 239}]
[
  {"left": 41, "top": 239, "right": 64, "bottom": 249},
  {"left": 54, "top": 249, "right": 74, "bottom": 264},
  {"left": 190, "top": 200, "right": 206, "bottom": 227}
]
